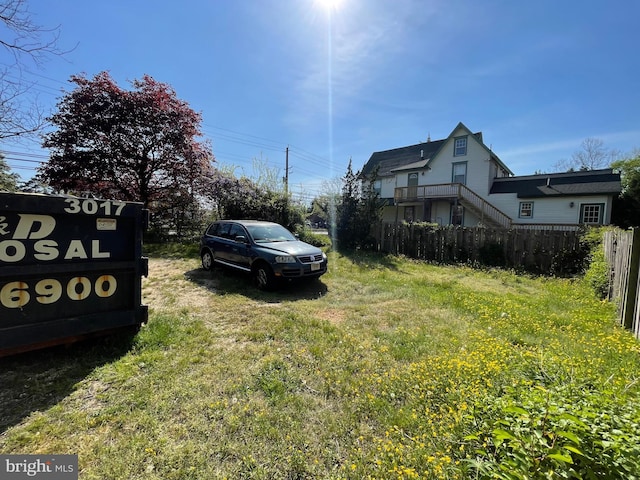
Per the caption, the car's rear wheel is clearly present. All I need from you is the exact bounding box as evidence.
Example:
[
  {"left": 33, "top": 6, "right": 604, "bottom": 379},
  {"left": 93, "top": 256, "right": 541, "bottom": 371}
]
[
  {"left": 201, "top": 250, "right": 214, "bottom": 270},
  {"left": 253, "top": 262, "right": 275, "bottom": 290}
]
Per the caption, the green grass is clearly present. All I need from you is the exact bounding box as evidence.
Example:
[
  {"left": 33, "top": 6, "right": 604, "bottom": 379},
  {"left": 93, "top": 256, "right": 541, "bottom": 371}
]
[{"left": 1, "top": 249, "right": 639, "bottom": 479}]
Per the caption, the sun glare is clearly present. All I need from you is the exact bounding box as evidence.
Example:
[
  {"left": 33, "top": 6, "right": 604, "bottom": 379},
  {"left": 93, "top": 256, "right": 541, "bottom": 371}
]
[{"left": 315, "top": 0, "right": 342, "bottom": 10}]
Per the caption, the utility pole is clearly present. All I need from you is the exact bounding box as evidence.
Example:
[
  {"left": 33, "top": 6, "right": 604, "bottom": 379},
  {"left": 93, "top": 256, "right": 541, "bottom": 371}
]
[
  {"left": 285, "top": 146, "right": 289, "bottom": 197},
  {"left": 284, "top": 146, "right": 290, "bottom": 227}
]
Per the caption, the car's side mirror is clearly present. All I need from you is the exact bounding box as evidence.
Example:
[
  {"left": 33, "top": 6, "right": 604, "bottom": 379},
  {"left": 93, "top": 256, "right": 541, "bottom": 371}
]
[{"left": 235, "top": 235, "right": 248, "bottom": 244}]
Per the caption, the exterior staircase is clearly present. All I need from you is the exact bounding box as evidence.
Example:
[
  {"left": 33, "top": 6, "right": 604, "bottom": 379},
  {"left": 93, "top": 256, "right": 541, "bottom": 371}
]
[{"left": 394, "top": 183, "right": 512, "bottom": 228}]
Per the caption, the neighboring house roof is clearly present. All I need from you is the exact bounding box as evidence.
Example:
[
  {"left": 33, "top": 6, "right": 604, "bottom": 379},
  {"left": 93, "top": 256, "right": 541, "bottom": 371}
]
[
  {"left": 306, "top": 213, "right": 325, "bottom": 223},
  {"left": 490, "top": 169, "right": 621, "bottom": 198},
  {"left": 360, "top": 122, "right": 513, "bottom": 178}
]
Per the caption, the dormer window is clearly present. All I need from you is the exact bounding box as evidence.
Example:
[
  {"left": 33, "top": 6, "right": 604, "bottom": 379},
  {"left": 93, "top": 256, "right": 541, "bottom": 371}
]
[{"left": 454, "top": 136, "right": 467, "bottom": 156}]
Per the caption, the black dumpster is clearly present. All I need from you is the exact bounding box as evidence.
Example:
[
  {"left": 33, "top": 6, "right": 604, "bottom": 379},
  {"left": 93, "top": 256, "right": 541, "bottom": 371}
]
[{"left": 0, "top": 192, "right": 148, "bottom": 356}]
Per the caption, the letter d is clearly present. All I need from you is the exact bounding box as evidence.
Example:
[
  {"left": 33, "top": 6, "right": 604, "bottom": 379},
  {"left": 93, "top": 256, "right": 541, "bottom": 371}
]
[{"left": 13, "top": 214, "right": 56, "bottom": 240}]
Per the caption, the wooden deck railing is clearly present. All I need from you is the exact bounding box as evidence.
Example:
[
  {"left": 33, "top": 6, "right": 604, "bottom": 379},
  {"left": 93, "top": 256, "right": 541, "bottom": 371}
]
[
  {"left": 394, "top": 183, "right": 459, "bottom": 201},
  {"left": 511, "top": 223, "right": 581, "bottom": 231},
  {"left": 394, "top": 183, "right": 512, "bottom": 228}
]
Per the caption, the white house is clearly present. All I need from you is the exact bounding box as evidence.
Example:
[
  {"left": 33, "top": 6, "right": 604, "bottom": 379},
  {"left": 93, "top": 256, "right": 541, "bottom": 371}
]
[{"left": 360, "top": 122, "right": 621, "bottom": 228}]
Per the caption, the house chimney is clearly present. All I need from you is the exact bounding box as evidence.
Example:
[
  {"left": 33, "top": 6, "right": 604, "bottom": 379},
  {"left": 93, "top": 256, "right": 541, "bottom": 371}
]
[
  {"left": 420, "top": 149, "right": 424, "bottom": 160},
  {"left": 546, "top": 177, "right": 551, "bottom": 187},
  {"left": 427, "top": 133, "right": 431, "bottom": 142}
]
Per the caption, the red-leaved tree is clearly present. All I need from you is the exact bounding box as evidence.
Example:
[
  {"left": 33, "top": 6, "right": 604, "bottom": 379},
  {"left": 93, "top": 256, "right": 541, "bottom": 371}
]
[{"left": 39, "top": 71, "right": 216, "bottom": 238}]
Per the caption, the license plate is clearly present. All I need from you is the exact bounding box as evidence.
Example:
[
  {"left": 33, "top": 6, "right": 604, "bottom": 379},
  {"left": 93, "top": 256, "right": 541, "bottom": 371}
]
[{"left": 311, "top": 262, "right": 320, "bottom": 271}]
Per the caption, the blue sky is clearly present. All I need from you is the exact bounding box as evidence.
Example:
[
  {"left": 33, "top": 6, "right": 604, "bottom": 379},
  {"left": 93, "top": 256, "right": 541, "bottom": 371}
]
[{"left": 3, "top": 0, "right": 639, "bottom": 204}]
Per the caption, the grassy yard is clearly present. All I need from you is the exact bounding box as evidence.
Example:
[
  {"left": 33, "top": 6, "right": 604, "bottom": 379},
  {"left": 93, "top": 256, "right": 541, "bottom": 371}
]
[{"left": 1, "top": 248, "right": 639, "bottom": 479}]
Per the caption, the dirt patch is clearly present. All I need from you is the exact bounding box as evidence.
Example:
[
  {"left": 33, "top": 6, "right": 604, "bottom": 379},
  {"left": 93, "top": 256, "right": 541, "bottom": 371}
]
[
  {"left": 143, "top": 258, "right": 215, "bottom": 312},
  {"left": 315, "top": 308, "right": 346, "bottom": 325},
  {"left": 72, "top": 379, "right": 112, "bottom": 414}
]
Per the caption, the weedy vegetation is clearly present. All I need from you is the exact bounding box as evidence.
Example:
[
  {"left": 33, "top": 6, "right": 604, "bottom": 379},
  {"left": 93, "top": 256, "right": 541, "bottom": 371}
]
[{"left": 1, "top": 244, "right": 639, "bottom": 479}]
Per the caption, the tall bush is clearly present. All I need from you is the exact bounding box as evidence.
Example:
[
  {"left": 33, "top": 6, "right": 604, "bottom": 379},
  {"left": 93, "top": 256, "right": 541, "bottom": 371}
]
[{"left": 582, "top": 227, "right": 610, "bottom": 299}]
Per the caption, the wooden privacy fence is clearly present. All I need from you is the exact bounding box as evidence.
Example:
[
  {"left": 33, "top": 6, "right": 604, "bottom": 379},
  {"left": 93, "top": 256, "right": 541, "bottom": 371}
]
[
  {"left": 603, "top": 228, "right": 640, "bottom": 339},
  {"left": 374, "top": 223, "right": 584, "bottom": 274}
]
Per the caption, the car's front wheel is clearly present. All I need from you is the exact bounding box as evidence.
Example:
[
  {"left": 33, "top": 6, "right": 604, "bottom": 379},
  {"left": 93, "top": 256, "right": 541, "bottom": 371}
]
[
  {"left": 253, "top": 262, "right": 275, "bottom": 290},
  {"left": 201, "top": 250, "right": 214, "bottom": 271}
]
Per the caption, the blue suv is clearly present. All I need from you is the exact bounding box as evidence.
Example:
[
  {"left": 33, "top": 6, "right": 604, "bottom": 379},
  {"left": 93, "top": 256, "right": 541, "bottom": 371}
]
[{"left": 200, "top": 220, "right": 328, "bottom": 290}]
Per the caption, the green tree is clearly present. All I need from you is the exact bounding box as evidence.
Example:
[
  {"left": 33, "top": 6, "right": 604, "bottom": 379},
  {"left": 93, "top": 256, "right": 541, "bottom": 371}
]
[
  {"left": 310, "top": 177, "right": 341, "bottom": 229},
  {"left": 19, "top": 176, "right": 53, "bottom": 194},
  {"left": 335, "top": 160, "right": 382, "bottom": 251},
  {"left": 358, "top": 167, "right": 383, "bottom": 248},
  {"left": 0, "top": 153, "right": 19, "bottom": 191},
  {"left": 335, "top": 159, "right": 360, "bottom": 250},
  {"left": 209, "top": 170, "right": 303, "bottom": 231},
  {"left": 611, "top": 151, "right": 640, "bottom": 227}
]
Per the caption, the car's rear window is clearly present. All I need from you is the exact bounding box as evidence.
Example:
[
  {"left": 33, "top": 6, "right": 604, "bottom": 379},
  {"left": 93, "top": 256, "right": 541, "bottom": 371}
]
[
  {"left": 205, "top": 223, "right": 219, "bottom": 236},
  {"left": 207, "top": 222, "right": 231, "bottom": 238}
]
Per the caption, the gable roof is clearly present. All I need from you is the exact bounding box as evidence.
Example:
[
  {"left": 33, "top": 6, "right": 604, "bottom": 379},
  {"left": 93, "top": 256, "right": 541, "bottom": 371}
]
[
  {"left": 490, "top": 169, "right": 621, "bottom": 198},
  {"left": 360, "top": 122, "right": 513, "bottom": 178},
  {"left": 360, "top": 139, "right": 446, "bottom": 177}
]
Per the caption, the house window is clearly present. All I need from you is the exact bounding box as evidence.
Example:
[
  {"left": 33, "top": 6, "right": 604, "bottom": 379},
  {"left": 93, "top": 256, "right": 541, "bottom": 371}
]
[
  {"left": 404, "top": 206, "right": 415, "bottom": 222},
  {"left": 373, "top": 180, "right": 381, "bottom": 195},
  {"left": 451, "top": 204, "right": 464, "bottom": 226},
  {"left": 454, "top": 136, "right": 467, "bottom": 156},
  {"left": 580, "top": 203, "right": 604, "bottom": 224},
  {"left": 452, "top": 162, "right": 467, "bottom": 185},
  {"left": 519, "top": 202, "right": 534, "bottom": 218}
]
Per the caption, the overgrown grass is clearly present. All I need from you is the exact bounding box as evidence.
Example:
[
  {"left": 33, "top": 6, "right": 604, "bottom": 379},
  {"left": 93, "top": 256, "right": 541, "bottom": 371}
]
[
  {"left": 143, "top": 241, "right": 200, "bottom": 258},
  {"left": 1, "top": 249, "right": 639, "bottom": 479}
]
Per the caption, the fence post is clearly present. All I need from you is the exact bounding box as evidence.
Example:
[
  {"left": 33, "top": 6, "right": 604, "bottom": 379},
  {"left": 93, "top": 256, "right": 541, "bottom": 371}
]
[{"left": 622, "top": 228, "right": 640, "bottom": 329}]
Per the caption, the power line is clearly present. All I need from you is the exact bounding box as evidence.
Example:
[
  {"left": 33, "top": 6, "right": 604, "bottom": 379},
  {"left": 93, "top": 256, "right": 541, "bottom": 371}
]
[
  {"left": 3, "top": 157, "right": 44, "bottom": 165},
  {"left": 209, "top": 131, "right": 285, "bottom": 153},
  {"left": 203, "top": 123, "right": 336, "bottom": 173},
  {"left": 1, "top": 150, "right": 49, "bottom": 159},
  {"left": 288, "top": 145, "right": 332, "bottom": 167},
  {"left": 21, "top": 68, "right": 71, "bottom": 87},
  {"left": 1, "top": 127, "right": 339, "bottom": 202},
  {"left": 204, "top": 124, "right": 287, "bottom": 149},
  {"left": 1, "top": 72, "right": 63, "bottom": 97},
  {"left": 5, "top": 164, "right": 37, "bottom": 172}
]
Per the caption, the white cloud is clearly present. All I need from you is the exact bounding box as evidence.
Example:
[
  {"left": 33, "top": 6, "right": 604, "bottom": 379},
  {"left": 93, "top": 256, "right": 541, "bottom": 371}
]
[
  {"left": 500, "top": 138, "right": 583, "bottom": 158},
  {"left": 285, "top": 0, "right": 444, "bottom": 127}
]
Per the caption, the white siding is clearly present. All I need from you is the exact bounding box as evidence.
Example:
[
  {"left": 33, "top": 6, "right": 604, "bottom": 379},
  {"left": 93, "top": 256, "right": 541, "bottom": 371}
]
[
  {"left": 421, "top": 127, "right": 492, "bottom": 196},
  {"left": 489, "top": 193, "right": 614, "bottom": 225},
  {"left": 431, "top": 201, "right": 449, "bottom": 225},
  {"left": 487, "top": 192, "right": 520, "bottom": 221},
  {"left": 374, "top": 124, "right": 616, "bottom": 227},
  {"left": 379, "top": 176, "right": 396, "bottom": 199},
  {"left": 429, "top": 201, "right": 481, "bottom": 227}
]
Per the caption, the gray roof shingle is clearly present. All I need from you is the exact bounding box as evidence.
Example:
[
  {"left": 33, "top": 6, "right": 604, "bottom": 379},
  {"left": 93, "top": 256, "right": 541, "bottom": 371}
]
[
  {"left": 360, "top": 124, "right": 512, "bottom": 178},
  {"left": 360, "top": 140, "right": 445, "bottom": 177},
  {"left": 490, "top": 169, "right": 621, "bottom": 198}
]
